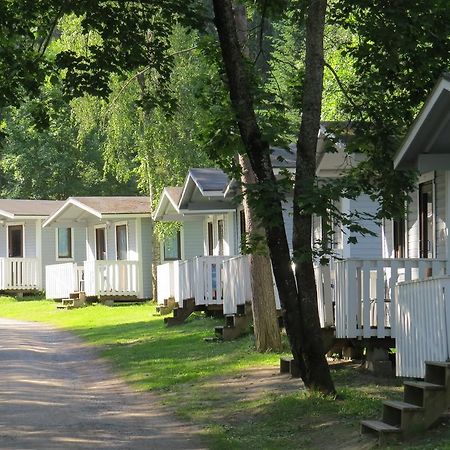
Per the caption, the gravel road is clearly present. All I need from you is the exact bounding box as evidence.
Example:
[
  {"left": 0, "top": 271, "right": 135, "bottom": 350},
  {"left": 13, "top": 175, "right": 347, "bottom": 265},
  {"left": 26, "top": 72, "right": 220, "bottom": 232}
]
[{"left": 0, "top": 318, "right": 206, "bottom": 450}]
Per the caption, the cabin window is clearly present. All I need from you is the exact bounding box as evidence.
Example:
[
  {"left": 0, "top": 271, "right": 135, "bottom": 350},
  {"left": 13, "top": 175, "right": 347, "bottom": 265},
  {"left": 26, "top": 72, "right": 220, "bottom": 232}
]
[
  {"left": 95, "top": 227, "right": 107, "bottom": 260},
  {"left": 217, "top": 219, "right": 224, "bottom": 256},
  {"left": 393, "top": 219, "right": 406, "bottom": 258},
  {"left": 8, "top": 225, "right": 23, "bottom": 258},
  {"left": 163, "top": 231, "right": 181, "bottom": 261},
  {"left": 207, "top": 221, "right": 214, "bottom": 256},
  {"left": 57, "top": 228, "right": 72, "bottom": 259},
  {"left": 116, "top": 224, "right": 128, "bottom": 260},
  {"left": 419, "top": 180, "right": 434, "bottom": 258},
  {"left": 239, "top": 209, "right": 246, "bottom": 251}
]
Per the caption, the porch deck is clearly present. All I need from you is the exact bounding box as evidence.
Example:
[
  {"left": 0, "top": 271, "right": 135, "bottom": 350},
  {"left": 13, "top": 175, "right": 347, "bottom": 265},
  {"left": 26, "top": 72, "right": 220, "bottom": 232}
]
[
  {"left": 0, "top": 257, "right": 41, "bottom": 291},
  {"left": 45, "top": 260, "right": 141, "bottom": 300},
  {"left": 157, "top": 256, "right": 231, "bottom": 308}
]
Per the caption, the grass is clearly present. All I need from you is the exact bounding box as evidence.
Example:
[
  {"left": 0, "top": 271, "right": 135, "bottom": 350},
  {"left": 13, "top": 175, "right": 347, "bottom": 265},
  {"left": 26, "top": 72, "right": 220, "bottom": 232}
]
[{"left": 1, "top": 295, "right": 450, "bottom": 449}]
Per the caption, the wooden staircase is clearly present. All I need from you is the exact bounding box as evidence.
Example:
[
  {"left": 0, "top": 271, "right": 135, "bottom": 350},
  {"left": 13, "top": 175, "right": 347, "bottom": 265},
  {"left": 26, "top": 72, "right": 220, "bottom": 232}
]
[
  {"left": 56, "top": 291, "right": 86, "bottom": 310},
  {"left": 361, "top": 361, "right": 450, "bottom": 445},
  {"left": 214, "top": 303, "right": 252, "bottom": 341},
  {"left": 164, "top": 298, "right": 196, "bottom": 326}
]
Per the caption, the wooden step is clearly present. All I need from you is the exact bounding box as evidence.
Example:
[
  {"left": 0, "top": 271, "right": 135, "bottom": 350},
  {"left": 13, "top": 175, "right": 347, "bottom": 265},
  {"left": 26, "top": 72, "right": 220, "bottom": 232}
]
[
  {"left": 404, "top": 381, "right": 445, "bottom": 391},
  {"left": 361, "top": 419, "right": 400, "bottom": 433},
  {"left": 383, "top": 400, "right": 423, "bottom": 411},
  {"left": 361, "top": 419, "right": 401, "bottom": 446}
]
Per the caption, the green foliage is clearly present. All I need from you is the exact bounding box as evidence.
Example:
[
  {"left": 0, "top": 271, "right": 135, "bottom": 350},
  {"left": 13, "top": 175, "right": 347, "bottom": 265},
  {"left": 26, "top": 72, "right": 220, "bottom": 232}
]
[{"left": 0, "top": 85, "right": 136, "bottom": 199}]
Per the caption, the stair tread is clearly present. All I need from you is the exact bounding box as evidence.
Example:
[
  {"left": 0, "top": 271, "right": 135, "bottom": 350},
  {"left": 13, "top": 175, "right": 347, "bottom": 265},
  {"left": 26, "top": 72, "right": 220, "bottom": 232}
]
[
  {"left": 404, "top": 380, "right": 445, "bottom": 390},
  {"left": 361, "top": 420, "right": 400, "bottom": 433},
  {"left": 425, "top": 361, "right": 450, "bottom": 368},
  {"left": 383, "top": 400, "right": 423, "bottom": 410}
]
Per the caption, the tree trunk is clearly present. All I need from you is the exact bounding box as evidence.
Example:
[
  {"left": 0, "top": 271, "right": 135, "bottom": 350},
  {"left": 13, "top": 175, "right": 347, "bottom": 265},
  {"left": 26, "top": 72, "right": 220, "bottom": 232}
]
[
  {"left": 234, "top": 4, "right": 282, "bottom": 352},
  {"left": 239, "top": 155, "right": 282, "bottom": 352},
  {"left": 212, "top": 0, "right": 335, "bottom": 394},
  {"left": 293, "top": 0, "right": 334, "bottom": 391}
]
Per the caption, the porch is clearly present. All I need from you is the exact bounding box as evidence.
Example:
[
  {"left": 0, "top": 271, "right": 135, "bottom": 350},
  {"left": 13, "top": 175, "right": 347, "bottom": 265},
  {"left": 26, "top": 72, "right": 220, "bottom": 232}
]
[
  {"left": 0, "top": 257, "right": 41, "bottom": 291},
  {"left": 45, "top": 260, "right": 141, "bottom": 300},
  {"left": 157, "top": 256, "right": 231, "bottom": 308}
]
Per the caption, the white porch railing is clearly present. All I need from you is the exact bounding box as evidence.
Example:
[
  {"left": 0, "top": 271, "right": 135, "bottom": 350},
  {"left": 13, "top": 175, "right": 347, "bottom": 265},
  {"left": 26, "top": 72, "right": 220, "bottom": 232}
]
[
  {"left": 396, "top": 276, "right": 450, "bottom": 378},
  {"left": 156, "top": 256, "right": 231, "bottom": 308},
  {"left": 222, "top": 255, "right": 283, "bottom": 316},
  {"left": 45, "top": 263, "right": 82, "bottom": 299},
  {"left": 334, "top": 258, "right": 447, "bottom": 339},
  {"left": 157, "top": 261, "right": 175, "bottom": 304},
  {"left": 0, "top": 257, "right": 40, "bottom": 290},
  {"left": 84, "top": 260, "right": 140, "bottom": 297}
]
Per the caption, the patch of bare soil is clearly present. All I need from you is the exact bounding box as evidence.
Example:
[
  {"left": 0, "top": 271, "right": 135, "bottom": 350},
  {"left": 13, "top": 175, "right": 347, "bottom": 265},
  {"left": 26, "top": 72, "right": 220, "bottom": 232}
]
[{"left": 0, "top": 318, "right": 206, "bottom": 450}]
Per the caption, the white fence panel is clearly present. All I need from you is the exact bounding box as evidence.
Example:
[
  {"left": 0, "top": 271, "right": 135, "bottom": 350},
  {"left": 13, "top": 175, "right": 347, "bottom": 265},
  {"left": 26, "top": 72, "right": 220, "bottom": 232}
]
[
  {"left": 0, "top": 257, "right": 41, "bottom": 290},
  {"left": 396, "top": 276, "right": 450, "bottom": 378},
  {"left": 334, "top": 258, "right": 446, "bottom": 339},
  {"left": 222, "top": 255, "right": 252, "bottom": 315},
  {"left": 157, "top": 262, "right": 175, "bottom": 304},
  {"left": 84, "top": 260, "right": 140, "bottom": 297},
  {"left": 45, "top": 263, "right": 78, "bottom": 299}
]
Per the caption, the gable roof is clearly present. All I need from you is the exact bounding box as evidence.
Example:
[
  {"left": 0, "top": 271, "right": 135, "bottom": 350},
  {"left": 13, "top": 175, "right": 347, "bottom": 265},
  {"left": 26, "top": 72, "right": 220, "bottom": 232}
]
[
  {"left": 0, "top": 199, "right": 63, "bottom": 218},
  {"left": 153, "top": 187, "right": 184, "bottom": 221},
  {"left": 43, "top": 196, "right": 151, "bottom": 227},
  {"left": 188, "top": 168, "right": 230, "bottom": 193},
  {"left": 394, "top": 73, "right": 450, "bottom": 170}
]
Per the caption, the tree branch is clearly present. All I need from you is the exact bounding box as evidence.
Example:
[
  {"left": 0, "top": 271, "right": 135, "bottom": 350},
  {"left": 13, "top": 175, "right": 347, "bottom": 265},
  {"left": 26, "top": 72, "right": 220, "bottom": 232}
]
[{"left": 104, "top": 45, "right": 198, "bottom": 116}]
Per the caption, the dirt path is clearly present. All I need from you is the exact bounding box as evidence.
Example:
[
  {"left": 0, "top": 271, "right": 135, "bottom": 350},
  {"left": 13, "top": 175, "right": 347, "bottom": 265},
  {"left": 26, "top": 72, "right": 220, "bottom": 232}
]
[{"left": 0, "top": 318, "right": 206, "bottom": 450}]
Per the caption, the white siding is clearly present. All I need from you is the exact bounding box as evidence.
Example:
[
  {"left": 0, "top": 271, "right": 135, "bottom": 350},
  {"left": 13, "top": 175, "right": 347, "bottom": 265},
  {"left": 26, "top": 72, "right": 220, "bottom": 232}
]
[
  {"left": 24, "top": 220, "right": 36, "bottom": 257},
  {"left": 346, "top": 195, "right": 382, "bottom": 258},
  {"left": 73, "top": 227, "right": 86, "bottom": 263},
  {"left": 182, "top": 218, "right": 204, "bottom": 259}
]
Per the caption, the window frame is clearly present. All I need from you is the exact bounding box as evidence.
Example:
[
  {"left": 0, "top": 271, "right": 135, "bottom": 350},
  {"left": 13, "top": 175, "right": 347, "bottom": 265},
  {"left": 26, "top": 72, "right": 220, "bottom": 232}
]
[
  {"left": 94, "top": 224, "right": 107, "bottom": 261},
  {"left": 115, "top": 222, "right": 129, "bottom": 261},
  {"left": 55, "top": 227, "right": 74, "bottom": 261}
]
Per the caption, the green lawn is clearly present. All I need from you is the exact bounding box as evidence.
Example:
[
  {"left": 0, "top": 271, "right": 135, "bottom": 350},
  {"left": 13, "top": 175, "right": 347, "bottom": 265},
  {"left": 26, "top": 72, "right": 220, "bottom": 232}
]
[{"left": 1, "top": 296, "right": 450, "bottom": 449}]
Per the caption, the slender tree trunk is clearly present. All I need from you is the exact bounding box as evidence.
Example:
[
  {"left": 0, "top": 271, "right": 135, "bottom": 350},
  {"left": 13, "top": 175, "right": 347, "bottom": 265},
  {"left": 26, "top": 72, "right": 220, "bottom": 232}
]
[
  {"left": 137, "top": 72, "right": 159, "bottom": 302},
  {"left": 234, "top": 4, "right": 282, "bottom": 352},
  {"left": 212, "top": 0, "right": 335, "bottom": 393},
  {"left": 292, "top": 0, "right": 334, "bottom": 391}
]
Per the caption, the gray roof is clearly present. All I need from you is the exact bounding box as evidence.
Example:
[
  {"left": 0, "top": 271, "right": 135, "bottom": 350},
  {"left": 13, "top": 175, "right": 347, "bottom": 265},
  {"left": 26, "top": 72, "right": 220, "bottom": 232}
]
[
  {"left": 0, "top": 199, "right": 63, "bottom": 217},
  {"left": 70, "top": 197, "right": 151, "bottom": 214},
  {"left": 164, "top": 187, "right": 183, "bottom": 206},
  {"left": 189, "top": 168, "right": 230, "bottom": 192}
]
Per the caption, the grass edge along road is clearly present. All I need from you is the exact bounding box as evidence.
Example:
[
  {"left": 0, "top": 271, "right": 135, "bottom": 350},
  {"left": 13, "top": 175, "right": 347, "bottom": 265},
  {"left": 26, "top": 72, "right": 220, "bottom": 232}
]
[{"left": 0, "top": 296, "right": 449, "bottom": 450}]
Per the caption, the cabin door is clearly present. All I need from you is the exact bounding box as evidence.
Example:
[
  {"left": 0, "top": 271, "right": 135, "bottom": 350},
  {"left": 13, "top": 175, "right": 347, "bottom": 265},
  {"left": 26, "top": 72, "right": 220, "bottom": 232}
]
[
  {"left": 419, "top": 180, "right": 434, "bottom": 258},
  {"left": 8, "top": 225, "right": 23, "bottom": 258},
  {"left": 207, "top": 221, "right": 214, "bottom": 255}
]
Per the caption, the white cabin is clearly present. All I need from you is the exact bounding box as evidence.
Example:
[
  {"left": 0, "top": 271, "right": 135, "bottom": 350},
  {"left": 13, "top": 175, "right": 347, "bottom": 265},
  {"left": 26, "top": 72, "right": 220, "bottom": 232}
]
[
  {"left": 43, "top": 197, "right": 152, "bottom": 300},
  {"left": 0, "top": 199, "right": 86, "bottom": 292}
]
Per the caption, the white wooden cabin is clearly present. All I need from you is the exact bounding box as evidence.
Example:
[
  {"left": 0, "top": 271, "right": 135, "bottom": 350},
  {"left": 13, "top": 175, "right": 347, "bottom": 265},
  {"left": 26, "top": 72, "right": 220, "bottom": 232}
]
[
  {"left": 384, "top": 73, "right": 450, "bottom": 377},
  {"left": 154, "top": 136, "right": 390, "bottom": 323},
  {"left": 43, "top": 197, "right": 152, "bottom": 300},
  {"left": 0, "top": 199, "right": 84, "bottom": 293},
  {"left": 155, "top": 169, "right": 239, "bottom": 309}
]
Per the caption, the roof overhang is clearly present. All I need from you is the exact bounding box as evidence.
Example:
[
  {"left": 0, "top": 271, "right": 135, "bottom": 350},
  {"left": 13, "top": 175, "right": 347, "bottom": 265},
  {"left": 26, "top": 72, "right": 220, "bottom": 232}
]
[
  {"left": 153, "top": 188, "right": 183, "bottom": 221},
  {"left": 394, "top": 74, "right": 450, "bottom": 170}
]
